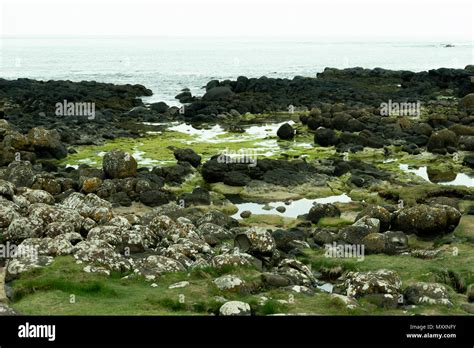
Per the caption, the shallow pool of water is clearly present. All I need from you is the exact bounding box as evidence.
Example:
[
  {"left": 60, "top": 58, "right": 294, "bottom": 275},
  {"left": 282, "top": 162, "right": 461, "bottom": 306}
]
[
  {"left": 231, "top": 193, "right": 352, "bottom": 219},
  {"left": 399, "top": 164, "right": 474, "bottom": 187},
  {"left": 166, "top": 121, "right": 295, "bottom": 145}
]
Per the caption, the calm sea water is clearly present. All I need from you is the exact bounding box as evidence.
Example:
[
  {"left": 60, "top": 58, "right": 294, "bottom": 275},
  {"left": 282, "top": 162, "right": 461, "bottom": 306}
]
[{"left": 0, "top": 37, "right": 472, "bottom": 105}]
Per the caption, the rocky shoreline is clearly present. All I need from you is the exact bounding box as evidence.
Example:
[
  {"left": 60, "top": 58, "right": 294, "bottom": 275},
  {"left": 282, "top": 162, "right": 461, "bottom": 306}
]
[{"left": 0, "top": 66, "right": 473, "bottom": 316}]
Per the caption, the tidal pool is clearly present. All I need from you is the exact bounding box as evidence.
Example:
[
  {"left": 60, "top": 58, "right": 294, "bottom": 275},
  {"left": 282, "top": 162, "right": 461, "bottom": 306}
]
[
  {"left": 399, "top": 164, "right": 474, "bottom": 187},
  {"left": 166, "top": 121, "right": 296, "bottom": 144},
  {"left": 231, "top": 193, "right": 352, "bottom": 219}
]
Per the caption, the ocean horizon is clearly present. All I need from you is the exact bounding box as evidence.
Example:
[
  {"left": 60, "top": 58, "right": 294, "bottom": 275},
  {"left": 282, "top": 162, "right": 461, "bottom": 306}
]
[{"left": 1, "top": 36, "right": 472, "bottom": 105}]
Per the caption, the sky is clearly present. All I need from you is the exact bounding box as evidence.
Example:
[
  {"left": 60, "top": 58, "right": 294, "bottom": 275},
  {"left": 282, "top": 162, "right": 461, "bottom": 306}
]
[{"left": 0, "top": 0, "right": 472, "bottom": 40}]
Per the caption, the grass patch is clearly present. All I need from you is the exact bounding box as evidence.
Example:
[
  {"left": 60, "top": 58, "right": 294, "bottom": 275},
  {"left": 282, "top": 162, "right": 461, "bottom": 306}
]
[
  {"left": 317, "top": 217, "right": 353, "bottom": 228},
  {"left": 256, "top": 299, "right": 289, "bottom": 315},
  {"left": 12, "top": 257, "right": 118, "bottom": 301}
]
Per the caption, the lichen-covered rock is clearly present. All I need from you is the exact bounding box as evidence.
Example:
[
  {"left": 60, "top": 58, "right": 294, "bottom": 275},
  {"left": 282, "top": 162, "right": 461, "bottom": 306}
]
[
  {"left": 125, "top": 225, "right": 159, "bottom": 252},
  {"left": 134, "top": 255, "right": 186, "bottom": 278},
  {"left": 19, "top": 233, "right": 80, "bottom": 256},
  {"left": 6, "top": 253, "right": 54, "bottom": 281},
  {"left": 160, "top": 236, "right": 213, "bottom": 267},
  {"left": 355, "top": 205, "right": 392, "bottom": 232},
  {"left": 330, "top": 294, "right": 359, "bottom": 309},
  {"left": 313, "top": 228, "right": 337, "bottom": 245},
  {"left": 219, "top": 301, "right": 251, "bottom": 316},
  {"left": 383, "top": 231, "right": 409, "bottom": 254},
  {"left": 81, "top": 217, "right": 97, "bottom": 233},
  {"left": 87, "top": 225, "right": 124, "bottom": 246},
  {"left": 28, "top": 203, "right": 84, "bottom": 231},
  {"left": 363, "top": 293, "right": 399, "bottom": 309},
  {"left": 73, "top": 239, "right": 132, "bottom": 273},
  {"left": 31, "top": 176, "right": 62, "bottom": 195},
  {"left": 361, "top": 233, "right": 387, "bottom": 254},
  {"left": 283, "top": 284, "right": 314, "bottom": 295},
  {"left": 0, "top": 205, "right": 20, "bottom": 228},
  {"left": 108, "top": 216, "right": 132, "bottom": 229},
  {"left": 0, "top": 303, "right": 17, "bottom": 315},
  {"left": 362, "top": 231, "right": 408, "bottom": 255},
  {"left": 6, "top": 161, "right": 35, "bottom": 188},
  {"left": 307, "top": 203, "right": 340, "bottom": 223},
  {"left": 3, "top": 130, "right": 29, "bottom": 151},
  {"left": 87, "top": 223, "right": 157, "bottom": 253},
  {"left": 276, "top": 258, "right": 316, "bottom": 287},
  {"left": 81, "top": 177, "right": 103, "bottom": 193},
  {"left": 338, "top": 225, "right": 371, "bottom": 244},
  {"left": 21, "top": 189, "right": 55, "bottom": 205},
  {"left": 44, "top": 221, "right": 76, "bottom": 238},
  {"left": 393, "top": 204, "right": 461, "bottom": 237},
  {"left": 196, "top": 210, "right": 238, "bottom": 229},
  {"left": 211, "top": 250, "right": 255, "bottom": 269},
  {"left": 27, "top": 127, "right": 67, "bottom": 159},
  {"left": 0, "top": 179, "right": 15, "bottom": 199},
  {"left": 213, "top": 275, "right": 245, "bottom": 292},
  {"left": 149, "top": 215, "right": 198, "bottom": 242},
  {"left": 197, "top": 223, "right": 234, "bottom": 246},
  {"left": 6, "top": 216, "right": 44, "bottom": 242},
  {"left": 404, "top": 282, "right": 452, "bottom": 306},
  {"left": 344, "top": 269, "right": 402, "bottom": 298},
  {"left": 12, "top": 195, "right": 30, "bottom": 210},
  {"left": 234, "top": 227, "right": 276, "bottom": 257},
  {"left": 61, "top": 192, "right": 113, "bottom": 224},
  {"left": 353, "top": 216, "right": 380, "bottom": 234},
  {"left": 103, "top": 149, "right": 137, "bottom": 179}
]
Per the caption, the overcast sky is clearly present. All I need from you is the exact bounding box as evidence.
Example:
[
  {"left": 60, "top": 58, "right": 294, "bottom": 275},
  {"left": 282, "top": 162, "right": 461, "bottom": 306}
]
[{"left": 1, "top": 0, "right": 472, "bottom": 40}]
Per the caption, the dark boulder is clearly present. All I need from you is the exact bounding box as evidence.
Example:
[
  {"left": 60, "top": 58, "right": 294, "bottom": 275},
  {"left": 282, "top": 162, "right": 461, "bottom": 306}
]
[
  {"left": 276, "top": 123, "right": 295, "bottom": 140},
  {"left": 28, "top": 127, "right": 67, "bottom": 159},
  {"left": 178, "top": 187, "right": 211, "bottom": 207},
  {"left": 307, "top": 203, "right": 340, "bottom": 223},
  {"left": 314, "top": 128, "right": 338, "bottom": 147},
  {"left": 272, "top": 228, "right": 307, "bottom": 253},
  {"left": 427, "top": 129, "right": 458, "bottom": 154},
  {"left": 173, "top": 148, "right": 201, "bottom": 168},
  {"left": 223, "top": 171, "right": 252, "bottom": 186},
  {"left": 203, "top": 86, "right": 234, "bottom": 101},
  {"left": 103, "top": 149, "right": 137, "bottom": 179},
  {"left": 464, "top": 154, "right": 474, "bottom": 168},
  {"left": 393, "top": 204, "right": 461, "bottom": 238},
  {"left": 139, "top": 190, "right": 173, "bottom": 207},
  {"left": 150, "top": 102, "right": 169, "bottom": 113}
]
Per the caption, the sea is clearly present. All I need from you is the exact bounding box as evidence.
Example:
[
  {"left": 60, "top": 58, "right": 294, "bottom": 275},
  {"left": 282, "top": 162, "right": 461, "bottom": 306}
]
[{"left": 0, "top": 37, "right": 472, "bottom": 106}]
